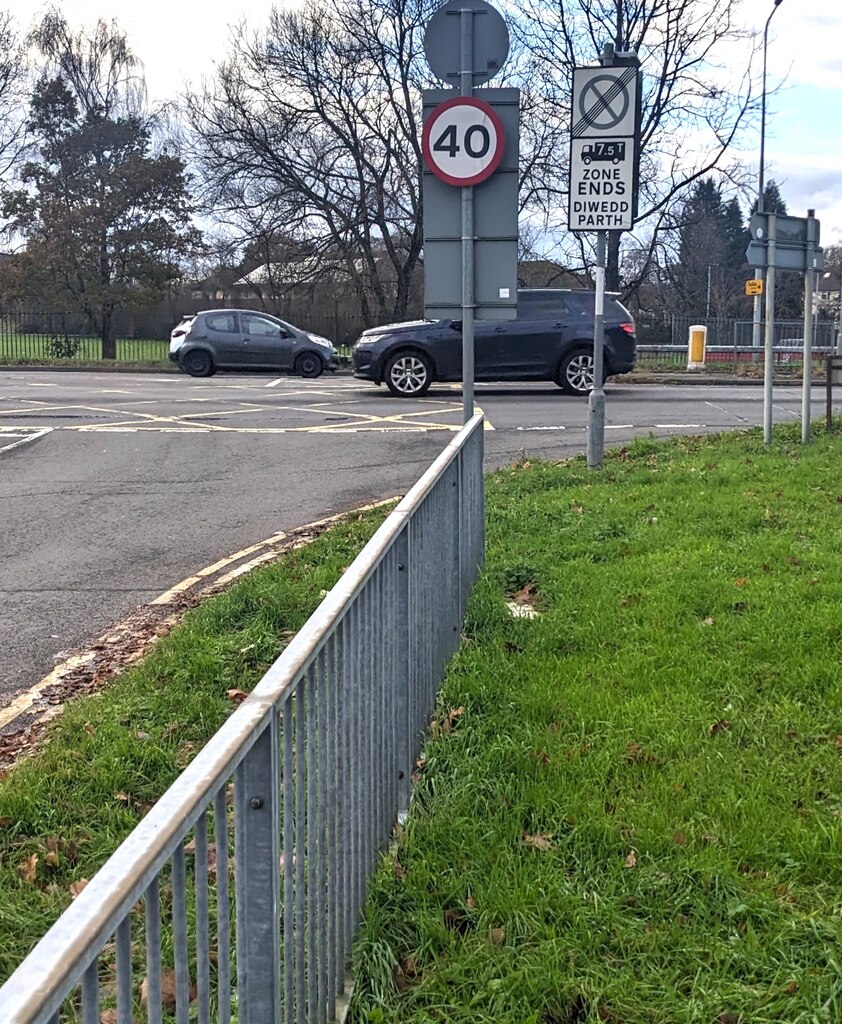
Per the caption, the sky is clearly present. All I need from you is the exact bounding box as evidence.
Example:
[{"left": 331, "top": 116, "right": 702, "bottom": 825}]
[{"left": 8, "top": 0, "right": 842, "bottom": 244}]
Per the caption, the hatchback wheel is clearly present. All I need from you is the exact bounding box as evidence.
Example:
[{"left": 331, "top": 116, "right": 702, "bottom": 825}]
[
  {"left": 295, "top": 352, "right": 324, "bottom": 378},
  {"left": 385, "top": 351, "right": 433, "bottom": 397},
  {"left": 556, "top": 347, "right": 602, "bottom": 396},
  {"left": 182, "top": 349, "right": 215, "bottom": 378}
]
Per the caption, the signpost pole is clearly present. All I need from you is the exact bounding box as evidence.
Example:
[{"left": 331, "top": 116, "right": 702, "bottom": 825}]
[
  {"left": 587, "top": 231, "right": 607, "bottom": 468},
  {"left": 763, "top": 212, "right": 777, "bottom": 445},
  {"left": 801, "top": 211, "right": 817, "bottom": 443},
  {"left": 751, "top": 272, "right": 763, "bottom": 360},
  {"left": 460, "top": 8, "right": 475, "bottom": 424}
]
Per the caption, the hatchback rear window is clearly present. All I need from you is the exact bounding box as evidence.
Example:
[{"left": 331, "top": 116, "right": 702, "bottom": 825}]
[{"left": 205, "top": 312, "right": 238, "bottom": 333}]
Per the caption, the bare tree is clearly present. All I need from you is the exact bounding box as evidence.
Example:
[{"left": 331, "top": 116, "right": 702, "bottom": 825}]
[
  {"left": 514, "top": 0, "right": 763, "bottom": 295},
  {"left": 0, "top": 11, "right": 31, "bottom": 187},
  {"left": 187, "top": 0, "right": 564, "bottom": 324}
]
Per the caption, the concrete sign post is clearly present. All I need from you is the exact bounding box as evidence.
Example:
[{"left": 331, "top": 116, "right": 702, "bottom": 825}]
[
  {"left": 569, "top": 45, "right": 641, "bottom": 469},
  {"left": 422, "top": 0, "right": 518, "bottom": 425}
]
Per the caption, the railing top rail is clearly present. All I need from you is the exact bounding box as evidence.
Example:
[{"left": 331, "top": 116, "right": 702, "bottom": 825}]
[{"left": 0, "top": 413, "right": 484, "bottom": 1024}]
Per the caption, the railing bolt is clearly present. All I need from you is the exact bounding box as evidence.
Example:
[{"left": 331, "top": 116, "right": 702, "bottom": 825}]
[
  {"left": 250, "top": 797, "right": 263, "bottom": 810},
  {"left": 398, "top": 563, "right": 405, "bottom": 571}
]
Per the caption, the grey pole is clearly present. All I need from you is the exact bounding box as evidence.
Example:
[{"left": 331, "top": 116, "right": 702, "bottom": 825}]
[
  {"left": 460, "top": 8, "right": 475, "bottom": 424},
  {"left": 587, "top": 230, "right": 607, "bottom": 468},
  {"left": 763, "top": 212, "right": 777, "bottom": 444},
  {"left": 754, "top": 0, "right": 785, "bottom": 359},
  {"left": 836, "top": 275, "right": 842, "bottom": 356},
  {"left": 706, "top": 264, "right": 712, "bottom": 323},
  {"left": 801, "top": 211, "right": 817, "bottom": 443}
]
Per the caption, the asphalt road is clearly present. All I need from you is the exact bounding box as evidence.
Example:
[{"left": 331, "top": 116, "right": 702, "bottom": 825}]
[{"left": 0, "top": 369, "right": 828, "bottom": 706}]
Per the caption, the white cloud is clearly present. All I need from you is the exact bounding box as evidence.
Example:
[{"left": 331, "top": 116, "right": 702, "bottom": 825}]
[{"left": 739, "top": 1, "right": 842, "bottom": 90}]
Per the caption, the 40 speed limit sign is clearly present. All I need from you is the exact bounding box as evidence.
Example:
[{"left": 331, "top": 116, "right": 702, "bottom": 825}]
[{"left": 422, "top": 96, "right": 505, "bottom": 186}]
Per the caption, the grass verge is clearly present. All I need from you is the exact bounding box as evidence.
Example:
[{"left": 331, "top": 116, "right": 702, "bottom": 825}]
[
  {"left": 0, "top": 504, "right": 389, "bottom": 984},
  {"left": 351, "top": 423, "right": 842, "bottom": 1024}
]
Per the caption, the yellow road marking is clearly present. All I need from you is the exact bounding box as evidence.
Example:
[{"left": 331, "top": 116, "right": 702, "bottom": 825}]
[{"left": 0, "top": 498, "right": 398, "bottom": 732}]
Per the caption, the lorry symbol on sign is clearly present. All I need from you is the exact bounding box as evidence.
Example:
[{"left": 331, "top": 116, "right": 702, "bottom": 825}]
[{"left": 581, "top": 141, "right": 625, "bottom": 165}]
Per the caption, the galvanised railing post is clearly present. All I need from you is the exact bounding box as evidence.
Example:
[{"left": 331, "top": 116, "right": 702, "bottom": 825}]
[
  {"left": 234, "top": 716, "right": 281, "bottom": 1024},
  {"left": 395, "top": 527, "right": 412, "bottom": 816}
]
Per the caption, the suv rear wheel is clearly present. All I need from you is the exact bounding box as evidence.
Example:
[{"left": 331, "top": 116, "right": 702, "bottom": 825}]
[
  {"left": 385, "top": 351, "right": 433, "bottom": 397},
  {"left": 556, "top": 347, "right": 605, "bottom": 396}
]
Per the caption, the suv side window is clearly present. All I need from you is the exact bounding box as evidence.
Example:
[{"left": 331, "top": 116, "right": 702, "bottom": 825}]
[
  {"left": 205, "top": 312, "right": 239, "bottom": 333},
  {"left": 517, "top": 292, "right": 570, "bottom": 320},
  {"left": 243, "top": 314, "right": 282, "bottom": 337}
]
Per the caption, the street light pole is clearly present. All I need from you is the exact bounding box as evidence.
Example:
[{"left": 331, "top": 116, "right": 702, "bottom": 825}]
[{"left": 752, "top": 0, "right": 785, "bottom": 357}]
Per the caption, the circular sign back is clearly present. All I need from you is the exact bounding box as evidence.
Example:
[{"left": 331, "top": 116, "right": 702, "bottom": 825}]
[
  {"left": 422, "top": 97, "right": 505, "bottom": 187},
  {"left": 423, "top": 0, "right": 509, "bottom": 86}
]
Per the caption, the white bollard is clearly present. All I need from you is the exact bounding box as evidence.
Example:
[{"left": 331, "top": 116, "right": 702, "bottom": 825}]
[{"left": 687, "top": 324, "right": 707, "bottom": 370}]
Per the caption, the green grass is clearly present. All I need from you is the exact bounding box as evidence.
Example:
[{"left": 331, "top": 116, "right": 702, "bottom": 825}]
[
  {"left": 350, "top": 423, "right": 842, "bottom": 1024},
  {"left": 0, "top": 505, "right": 389, "bottom": 995},
  {"left": 0, "top": 334, "right": 169, "bottom": 364}
]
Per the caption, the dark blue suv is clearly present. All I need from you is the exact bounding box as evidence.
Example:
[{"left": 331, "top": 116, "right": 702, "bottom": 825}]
[{"left": 351, "top": 289, "right": 636, "bottom": 397}]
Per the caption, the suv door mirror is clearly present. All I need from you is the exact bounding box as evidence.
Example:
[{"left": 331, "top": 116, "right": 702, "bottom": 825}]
[{"left": 449, "top": 320, "right": 462, "bottom": 332}]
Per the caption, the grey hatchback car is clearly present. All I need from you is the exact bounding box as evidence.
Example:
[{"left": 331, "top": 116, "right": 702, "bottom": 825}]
[{"left": 169, "top": 309, "right": 340, "bottom": 378}]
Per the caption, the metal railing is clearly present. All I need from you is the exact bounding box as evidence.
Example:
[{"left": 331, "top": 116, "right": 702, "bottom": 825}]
[{"left": 0, "top": 414, "right": 485, "bottom": 1024}]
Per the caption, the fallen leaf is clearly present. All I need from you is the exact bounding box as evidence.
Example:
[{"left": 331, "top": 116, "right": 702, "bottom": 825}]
[
  {"left": 715, "top": 1015, "right": 741, "bottom": 1024},
  {"left": 69, "top": 878, "right": 89, "bottom": 898},
  {"left": 531, "top": 749, "right": 550, "bottom": 766},
  {"left": 489, "top": 927, "right": 505, "bottom": 946},
  {"left": 0, "top": 816, "right": 11, "bottom": 828},
  {"left": 783, "top": 981, "right": 799, "bottom": 995},
  {"left": 733, "top": 578, "right": 747, "bottom": 588},
  {"left": 226, "top": 689, "right": 248, "bottom": 703},
  {"left": 673, "top": 832, "right": 687, "bottom": 846},
  {"left": 709, "top": 719, "right": 732, "bottom": 736},
  {"left": 17, "top": 853, "right": 38, "bottom": 882},
  {"left": 702, "top": 617, "right": 715, "bottom": 626},
  {"left": 466, "top": 894, "right": 477, "bottom": 909},
  {"left": 83, "top": 722, "right": 95, "bottom": 735},
  {"left": 810, "top": 577, "right": 819, "bottom": 585},
  {"left": 788, "top": 556, "right": 802, "bottom": 566},
  {"left": 154, "top": 968, "right": 198, "bottom": 1008},
  {"left": 523, "top": 832, "right": 553, "bottom": 850},
  {"left": 625, "top": 742, "right": 645, "bottom": 762},
  {"left": 45, "top": 850, "right": 59, "bottom": 867},
  {"left": 114, "top": 792, "right": 131, "bottom": 804},
  {"left": 624, "top": 850, "right": 637, "bottom": 869},
  {"left": 399, "top": 955, "right": 420, "bottom": 979},
  {"left": 442, "top": 908, "right": 472, "bottom": 934}
]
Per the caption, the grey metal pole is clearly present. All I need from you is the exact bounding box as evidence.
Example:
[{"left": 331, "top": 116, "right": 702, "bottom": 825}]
[
  {"left": 587, "top": 230, "right": 607, "bottom": 468},
  {"left": 706, "top": 264, "right": 712, "bottom": 322},
  {"left": 754, "top": 0, "right": 784, "bottom": 360},
  {"left": 460, "top": 8, "right": 474, "bottom": 424},
  {"left": 836, "top": 276, "right": 842, "bottom": 356},
  {"left": 801, "top": 211, "right": 817, "bottom": 443},
  {"left": 763, "top": 212, "right": 777, "bottom": 444}
]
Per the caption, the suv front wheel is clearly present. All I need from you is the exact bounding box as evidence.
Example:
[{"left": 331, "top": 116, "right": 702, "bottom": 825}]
[
  {"left": 384, "top": 350, "right": 433, "bottom": 397},
  {"left": 556, "top": 347, "right": 606, "bottom": 396}
]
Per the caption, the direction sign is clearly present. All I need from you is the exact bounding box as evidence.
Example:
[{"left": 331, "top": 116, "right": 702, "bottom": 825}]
[
  {"left": 422, "top": 97, "right": 505, "bottom": 187},
  {"left": 568, "top": 64, "right": 641, "bottom": 232}
]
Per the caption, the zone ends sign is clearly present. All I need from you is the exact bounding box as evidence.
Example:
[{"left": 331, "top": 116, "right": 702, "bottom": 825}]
[
  {"left": 568, "top": 65, "right": 640, "bottom": 232},
  {"left": 569, "top": 139, "right": 633, "bottom": 229},
  {"left": 422, "top": 96, "right": 505, "bottom": 187}
]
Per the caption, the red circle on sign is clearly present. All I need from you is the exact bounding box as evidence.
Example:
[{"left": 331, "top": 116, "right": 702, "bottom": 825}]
[{"left": 422, "top": 96, "right": 505, "bottom": 187}]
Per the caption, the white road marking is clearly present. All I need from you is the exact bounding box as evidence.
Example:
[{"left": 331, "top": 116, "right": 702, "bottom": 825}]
[
  {"left": 704, "top": 400, "right": 750, "bottom": 422},
  {"left": 516, "top": 425, "right": 566, "bottom": 431},
  {"left": 654, "top": 423, "right": 703, "bottom": 428},
  {"left": 605, "top": 424, "right": 635, "bottom": 429},
  {"left": 264, "top": 378, "right": 285, "bottom": 387},
  {"left": 0, "top": 427, "right": 52, "bottom": 455}
]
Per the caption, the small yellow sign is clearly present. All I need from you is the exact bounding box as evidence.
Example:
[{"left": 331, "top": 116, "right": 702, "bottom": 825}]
[{"left": 745, "top": 279, "right": 764, "bottom": 296}]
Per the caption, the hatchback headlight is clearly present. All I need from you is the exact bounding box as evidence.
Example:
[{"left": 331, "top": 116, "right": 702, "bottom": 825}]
[{"left": 307, "top": 333, "right": 333, "bottom": 349}]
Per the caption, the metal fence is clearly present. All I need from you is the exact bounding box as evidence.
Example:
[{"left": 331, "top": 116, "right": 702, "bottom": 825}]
[
  {"left": 636, "top": 318, "right": 839, "bottom": 372},
  {"left": 0, "top": 414, "right": 485, "bottom": 1024}
]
